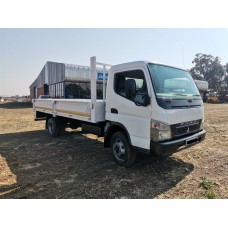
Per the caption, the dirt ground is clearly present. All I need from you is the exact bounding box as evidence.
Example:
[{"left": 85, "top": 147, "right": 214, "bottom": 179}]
[{"left": 0, "top": 102, "right": 227, "bottom": 199}]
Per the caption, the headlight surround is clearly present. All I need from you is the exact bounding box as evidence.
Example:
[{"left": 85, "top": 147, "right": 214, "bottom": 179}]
[{"left": 151, "top": 120, "right": 172, "bottom": 142}]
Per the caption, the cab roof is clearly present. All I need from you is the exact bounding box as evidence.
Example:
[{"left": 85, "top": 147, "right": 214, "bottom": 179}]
[{"left": 110, "top": 61, "right": 187, "bottom": 72}]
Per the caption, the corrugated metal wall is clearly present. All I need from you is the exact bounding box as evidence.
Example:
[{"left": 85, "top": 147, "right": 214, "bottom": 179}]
[
  {"left": 37, "top": 65, "right": 46, "bottom": 87},
  {"left": 47, "top": 62, "right": 65, "bottom": 84},
  {"left": 29, "top": 64, "right": 47, "bottom": 89},
  {"left": 30, "top": 62, "right": 65, "bottom": 88}
]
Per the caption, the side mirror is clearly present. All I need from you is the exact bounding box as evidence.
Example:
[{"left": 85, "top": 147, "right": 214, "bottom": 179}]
[
  {"left": 125, "top": 79, "right": 136, "bottom": 100},
  {"left": 142, "top": 93, "right": 150, "bottom": 106},
  {"left": 125, "top": 79, "right": 150, "bottom": 106}
]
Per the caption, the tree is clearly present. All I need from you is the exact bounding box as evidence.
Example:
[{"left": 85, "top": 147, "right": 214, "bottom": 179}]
[
  {"left": 218, "top": 62, "right": 228, "bottom": 101},
  {"left": 189, "top": 53, "right": 225, "bottom": 91},
  {"left": 225, "top": 63, "right": 228, "bottom": 75}
]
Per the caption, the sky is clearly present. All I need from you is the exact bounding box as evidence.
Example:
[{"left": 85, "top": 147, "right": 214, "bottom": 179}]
[{"left": 0, "top": 28, "right": 228, "bottom": 96}]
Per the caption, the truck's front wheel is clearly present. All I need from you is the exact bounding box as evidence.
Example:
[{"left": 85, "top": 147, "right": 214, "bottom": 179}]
[{"left": 110, "top": 131, "right": 136, "bottom": 167}]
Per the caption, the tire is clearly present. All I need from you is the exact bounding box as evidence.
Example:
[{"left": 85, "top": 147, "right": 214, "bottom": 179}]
[
  {"left": 110, "top": 131, "right": 136, "bottom": 167},
  {"left": 47, "top": 117, "right": 60, "bottom": 137}
]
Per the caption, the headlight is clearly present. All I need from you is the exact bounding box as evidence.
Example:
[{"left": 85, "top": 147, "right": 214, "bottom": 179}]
[
  {"left": 151, "top": 120, "right": 172, "bottom": 142},
  {"left": 200, "top": 118, "right": 204, "bottom": 129}
]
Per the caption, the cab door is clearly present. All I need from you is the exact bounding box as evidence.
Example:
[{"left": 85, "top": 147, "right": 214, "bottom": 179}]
[{"left": 106, "top": 67, "right": 152, "bottom": 150}]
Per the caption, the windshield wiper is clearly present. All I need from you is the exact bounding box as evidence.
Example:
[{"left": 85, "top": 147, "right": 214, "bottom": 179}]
[
  {"left": 162, "top": 93, "right": 187, "bottom": 102},
  {"left": 162, "top": 93, "right": 200, "bottom": 102},
  {"left": 190, "top": 94, "right": 201, "bottom": 98},
  {"left": 172, "top": 94, "right": 201, "bottom": 100},
  {"left": 171, "top": 93, "right": 188, "bottom": 99}
]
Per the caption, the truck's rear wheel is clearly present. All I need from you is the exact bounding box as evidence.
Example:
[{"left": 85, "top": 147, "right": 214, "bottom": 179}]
[
  {"left": 47, "top": 117, "right": 60, "bottom": 137},
  {"left": 110, "top": 131, "right": 136, "bottom": 167}
]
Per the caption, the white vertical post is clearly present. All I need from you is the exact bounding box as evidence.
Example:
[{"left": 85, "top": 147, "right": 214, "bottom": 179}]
[
  {"left": 90, "top": 56, "right": 96, "bottom": 122},
  {"left": 103, "top": 65, "right": 106, "bottom": 101}
]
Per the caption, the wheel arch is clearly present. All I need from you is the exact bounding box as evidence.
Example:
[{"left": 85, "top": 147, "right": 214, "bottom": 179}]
[{"left": 104, "top": 122, "right": 132, "bottom": 148}]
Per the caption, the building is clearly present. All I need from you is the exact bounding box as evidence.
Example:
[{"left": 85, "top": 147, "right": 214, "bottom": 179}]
[{"left": 29, "top": 61, "right": 108, "bottom": 99}]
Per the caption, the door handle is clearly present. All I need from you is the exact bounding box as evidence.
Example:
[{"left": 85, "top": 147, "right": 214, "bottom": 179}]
[{"left": 111, "top": 108, "right": 118, "bottom": 114}]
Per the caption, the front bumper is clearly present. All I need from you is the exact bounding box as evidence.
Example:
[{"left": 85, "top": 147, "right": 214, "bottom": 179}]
[{"left": 150, "top": 130, "right": 206, "bottom": 156}]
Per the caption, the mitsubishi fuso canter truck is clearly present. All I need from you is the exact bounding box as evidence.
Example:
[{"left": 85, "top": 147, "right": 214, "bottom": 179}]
[{"left": 33, "top": 56, "right": 206, "bottom": 167}]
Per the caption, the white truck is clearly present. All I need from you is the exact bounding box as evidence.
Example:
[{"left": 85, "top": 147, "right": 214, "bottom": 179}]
[{"left": 33, "top": 56, "right": 206, "bottom": 167}]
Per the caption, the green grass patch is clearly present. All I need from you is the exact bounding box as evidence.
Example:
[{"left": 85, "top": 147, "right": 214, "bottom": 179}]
[
  {"left": 206, "top": 192, "right": 217, "bottom": 199},
  {"left": 201, "top": 177, "right": 213, "bottom": 190}
]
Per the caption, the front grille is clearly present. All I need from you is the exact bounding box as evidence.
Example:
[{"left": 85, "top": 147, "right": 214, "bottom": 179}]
[{"left": 171, "top": 119, "right": 201, "bottom": 137}]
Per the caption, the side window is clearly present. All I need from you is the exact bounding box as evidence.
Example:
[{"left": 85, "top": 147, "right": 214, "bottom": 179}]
[{"left": 114, "top": 70, "right": 147, "bottom": 103}]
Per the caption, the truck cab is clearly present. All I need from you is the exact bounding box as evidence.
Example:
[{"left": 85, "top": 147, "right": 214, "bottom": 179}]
[{"left": 104, "top": 61, "right": 206, "bottom": 166}]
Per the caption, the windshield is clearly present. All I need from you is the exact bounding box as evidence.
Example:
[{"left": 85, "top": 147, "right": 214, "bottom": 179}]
[{"left": 147, "top": 63, "right": 200, "bottom": 99}]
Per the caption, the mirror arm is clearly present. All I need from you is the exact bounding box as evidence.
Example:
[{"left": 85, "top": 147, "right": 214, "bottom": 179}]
[
  {"left": 133, "top": 94, "right": 150, "bottom": 107},
  {"left": 134, "top": 101, "right": 142, "bottom": 106}
]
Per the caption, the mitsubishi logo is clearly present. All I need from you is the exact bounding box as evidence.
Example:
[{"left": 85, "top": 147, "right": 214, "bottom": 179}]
[
  {"left": 186, "top": 127, "right": 190, "bottom": 133},
  {"left": 188, "top": 98, "right": 192, "bottom": 103}
]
